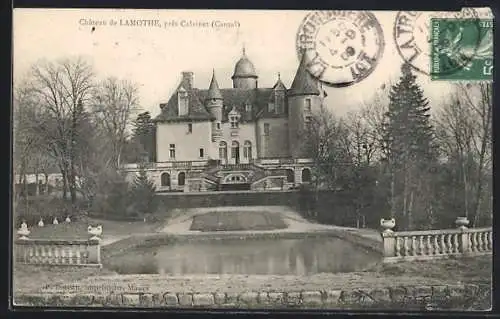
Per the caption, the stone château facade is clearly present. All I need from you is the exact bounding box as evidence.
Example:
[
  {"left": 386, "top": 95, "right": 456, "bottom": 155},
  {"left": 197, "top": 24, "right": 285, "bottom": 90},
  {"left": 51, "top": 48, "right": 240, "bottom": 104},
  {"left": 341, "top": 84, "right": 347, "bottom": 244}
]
[{"left": 123, "top": 47, "right": 327, "bottom": 192}]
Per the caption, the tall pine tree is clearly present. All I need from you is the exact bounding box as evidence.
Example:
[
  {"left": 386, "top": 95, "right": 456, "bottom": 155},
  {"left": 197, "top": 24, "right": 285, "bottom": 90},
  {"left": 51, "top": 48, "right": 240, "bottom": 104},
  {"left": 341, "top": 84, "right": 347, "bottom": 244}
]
[
  {"left": 382, "top": 63, "right": 437, "bottom": 230},
  {"left": 132, "top": 112, "right": 156, "bottom": 162},
  {"left": 128, "top": 166, "right": 157, "bottom": 218}
]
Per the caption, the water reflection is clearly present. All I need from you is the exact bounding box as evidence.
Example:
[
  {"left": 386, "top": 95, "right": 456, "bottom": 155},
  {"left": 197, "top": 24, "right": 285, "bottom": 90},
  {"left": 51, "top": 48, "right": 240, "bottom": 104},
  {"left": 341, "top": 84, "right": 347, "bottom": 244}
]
[{"left": 112, "top": 237, "right": 381, "bottom": 275}]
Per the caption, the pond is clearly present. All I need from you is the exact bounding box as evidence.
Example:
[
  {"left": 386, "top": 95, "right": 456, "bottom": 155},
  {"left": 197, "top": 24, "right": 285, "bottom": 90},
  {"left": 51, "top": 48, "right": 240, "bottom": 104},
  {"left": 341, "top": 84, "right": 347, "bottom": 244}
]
[{"left": 108, "top": 236, "right": 382, "bottom": 275}]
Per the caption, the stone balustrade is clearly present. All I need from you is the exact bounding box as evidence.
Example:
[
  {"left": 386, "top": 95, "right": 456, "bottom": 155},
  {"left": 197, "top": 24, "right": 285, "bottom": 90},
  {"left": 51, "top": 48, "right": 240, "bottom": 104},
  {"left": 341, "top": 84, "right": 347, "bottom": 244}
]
[
  {"left": 382, "top": 224, "right": 492, "bottom": 263},
  {"left": 15, "top": 239, "right": 102, "bottom": 267}
]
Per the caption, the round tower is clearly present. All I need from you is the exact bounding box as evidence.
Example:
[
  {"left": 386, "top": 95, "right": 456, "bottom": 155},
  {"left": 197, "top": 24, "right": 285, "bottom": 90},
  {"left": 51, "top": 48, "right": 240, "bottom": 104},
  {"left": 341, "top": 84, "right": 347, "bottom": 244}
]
[
  {"left": 287, "top": 53, "right": 322, "bottom": 158},
  {"left": 205, "top": 70, "right": 223, "bottom": 142},
  {"left": 231, "top": 47, "right": 258, "bottom": 89}
]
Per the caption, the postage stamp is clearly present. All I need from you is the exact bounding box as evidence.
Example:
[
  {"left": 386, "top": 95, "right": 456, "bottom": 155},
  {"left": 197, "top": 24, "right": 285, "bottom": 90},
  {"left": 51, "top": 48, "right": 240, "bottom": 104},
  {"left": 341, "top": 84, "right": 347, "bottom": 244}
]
[
  {"left": 393, "top": 8, "right": 490, "bottom": 77},
  {"left": 430, "top": 18, "right": 493, "bottom": 81},
  {"left": 295, "top": 10, "right": 385, "bottom": 87}
]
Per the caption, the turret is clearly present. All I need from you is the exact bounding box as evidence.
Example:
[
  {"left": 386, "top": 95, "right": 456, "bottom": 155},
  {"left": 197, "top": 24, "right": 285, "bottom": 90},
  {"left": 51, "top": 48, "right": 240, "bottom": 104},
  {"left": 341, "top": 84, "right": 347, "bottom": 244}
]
[
  {"left": 205, "top": 69, "right": 223, "bottom": 142},
  {"left": 287, "top": 53, "right": 323, "bottom": 158},
  {"left": 231, "top": 46, "right": 258, "bottom": 89}
]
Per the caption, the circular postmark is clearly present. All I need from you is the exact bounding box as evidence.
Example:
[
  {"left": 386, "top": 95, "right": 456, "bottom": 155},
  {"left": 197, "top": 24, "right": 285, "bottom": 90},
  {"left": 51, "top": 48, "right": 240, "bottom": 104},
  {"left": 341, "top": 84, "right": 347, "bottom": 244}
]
[
  {"left": 296, "top": 11, "right": 385, "bottom": 87},
  {"left": 393, "top": 8, "right": 490, "bottom": 77}
]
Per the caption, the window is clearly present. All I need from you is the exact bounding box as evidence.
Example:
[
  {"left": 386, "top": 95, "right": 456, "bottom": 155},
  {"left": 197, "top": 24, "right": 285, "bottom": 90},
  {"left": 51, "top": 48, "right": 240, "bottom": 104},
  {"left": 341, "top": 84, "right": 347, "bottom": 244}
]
[
  {"left": 161, "top": 173, "right": 171, "bottom": 187},
  {"left": 231, "top": 141, "right": 240, "bottom": 159},
  {"left": 199, "top": 148, "right": 204, "bottom": 158},
  {"left": 245, "top": 103, "right": 252, "bottom": 113},
  {"left": 305, "top": 98, "right": 312, "bottom": 112},
  {"left": 302, "top": 168, "right": 311, "bottom": 183},
  {"left": 216, "top": 122, "right": 221, "bottom": 130},
  {"left": 178, "top": 172, "right": 186, "bottom": 186},
  {"left": 305, "top": 116, "right": 312, "bottom": 131},
  {"left": 264, "top": 123, "right": 270, "bottom": 136},
  {"left": 243, "top": 141, "right": 252, "bottom": 159},
  {"left": 268, "top": 102, "right": 275, "bottom": 113},
  {"left": 286, "top": 169, "right": 294, "bottom": 183},
  {"left": 219, "top": 141, "right": 227, "bottom": 160},
  {"left": 230, "top": 116, "right": 239, "bottom": 128},
  {"left": 188, "top": 123, "right": 192, "bottom": 133},
  {"left": 169, "top": 144, "right": 176, "bottom": 159}
]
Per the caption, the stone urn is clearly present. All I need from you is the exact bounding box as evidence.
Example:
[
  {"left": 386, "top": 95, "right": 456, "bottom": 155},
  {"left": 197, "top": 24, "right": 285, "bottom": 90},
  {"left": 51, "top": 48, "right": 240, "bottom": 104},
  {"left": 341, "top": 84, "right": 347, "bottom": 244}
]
[
  {"left": 455, "top": 216, "right": 470, "bottom": 229},
  {"left": 380, "top": 218, "right": 396, "bottom": 233},
  {"left": 88, "top": 225, "right": 103, "bottom": 241},
  {"left": 17, "top": 224, "right": 30, "bottom": 240}
]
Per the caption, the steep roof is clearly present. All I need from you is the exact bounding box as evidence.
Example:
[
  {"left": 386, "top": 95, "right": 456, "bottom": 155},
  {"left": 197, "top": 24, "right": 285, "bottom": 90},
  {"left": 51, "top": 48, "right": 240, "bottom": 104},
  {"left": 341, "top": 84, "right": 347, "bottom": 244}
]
[
  {"left": 288, "top": 53, "right": 321, "bottom": 96},
  {"left": 154, "top": 87, "right": 214, "bottom": 122},
  {"left": 154, "top": 85, "right": 284, "bottom": 123}
]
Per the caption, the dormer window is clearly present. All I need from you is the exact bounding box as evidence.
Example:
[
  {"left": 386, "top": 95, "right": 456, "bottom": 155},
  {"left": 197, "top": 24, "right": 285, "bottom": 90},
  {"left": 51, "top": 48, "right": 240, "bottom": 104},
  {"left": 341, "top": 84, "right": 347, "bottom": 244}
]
[
  {"left": 275, "top": 93, "right": 284, "bottom": 114},
  {"left": 177, "top": 87, "right": 189, "bottom": 116},
  {"left": 268, "top": 102, "right": 275, "bottom": 113}
]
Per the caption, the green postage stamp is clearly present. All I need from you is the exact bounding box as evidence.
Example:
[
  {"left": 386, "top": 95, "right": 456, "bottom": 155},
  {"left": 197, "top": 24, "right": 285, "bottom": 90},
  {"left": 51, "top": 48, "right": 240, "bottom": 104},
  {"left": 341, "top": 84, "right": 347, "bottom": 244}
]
[{"left": 431, "top": 18, "right": 493, "bottom": 81}]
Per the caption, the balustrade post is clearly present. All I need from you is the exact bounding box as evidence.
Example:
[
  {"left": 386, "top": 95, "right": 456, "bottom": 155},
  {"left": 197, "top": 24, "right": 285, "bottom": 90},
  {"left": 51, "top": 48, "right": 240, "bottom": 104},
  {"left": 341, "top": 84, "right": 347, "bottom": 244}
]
[
  {"left": 382, "top": 232, "right": 396, "bottom": 257},
  {"left": 87, "top": 240, "right": 102, "bottom": 267},
  {"left": 458, "top": 228, "right": 470, "bottom": 254}
]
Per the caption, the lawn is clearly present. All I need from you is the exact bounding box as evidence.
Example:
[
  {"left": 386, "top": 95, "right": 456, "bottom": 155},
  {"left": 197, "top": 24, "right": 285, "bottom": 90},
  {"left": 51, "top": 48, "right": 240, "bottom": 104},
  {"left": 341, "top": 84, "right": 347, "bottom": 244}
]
[
  {"left": 190, "top": 210, "right": 288, "bottom": 232},
  {"left": 24, "top": 218, "right": 162, "bottom": 242}
]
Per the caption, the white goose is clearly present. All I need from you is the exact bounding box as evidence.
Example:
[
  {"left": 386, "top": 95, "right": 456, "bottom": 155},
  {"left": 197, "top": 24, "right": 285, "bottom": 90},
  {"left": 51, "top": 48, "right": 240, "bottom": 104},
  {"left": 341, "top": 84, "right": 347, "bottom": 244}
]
[
  {"left": 53, "top": 217, "right": 59, "bottom": 225},
  {"left": 38, "top": 218, "right": 44, "bottom": 227},
  {"left": 65, "top": 216, "right": 71, "bottom": 223}
]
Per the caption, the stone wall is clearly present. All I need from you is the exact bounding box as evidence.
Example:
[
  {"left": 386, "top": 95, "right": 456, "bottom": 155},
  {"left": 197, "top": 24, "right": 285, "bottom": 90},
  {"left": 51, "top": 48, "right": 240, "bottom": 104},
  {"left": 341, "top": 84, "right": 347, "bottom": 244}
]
[{"left": 14, "top": 283, "right": 490, "bottom": 310}]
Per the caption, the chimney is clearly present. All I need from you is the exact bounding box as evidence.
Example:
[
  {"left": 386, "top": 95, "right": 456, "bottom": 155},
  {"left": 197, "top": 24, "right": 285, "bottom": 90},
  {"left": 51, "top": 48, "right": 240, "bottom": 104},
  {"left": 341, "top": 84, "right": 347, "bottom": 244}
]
[{"left": 181, "top": 71, "right": 194, "bottom": 90}]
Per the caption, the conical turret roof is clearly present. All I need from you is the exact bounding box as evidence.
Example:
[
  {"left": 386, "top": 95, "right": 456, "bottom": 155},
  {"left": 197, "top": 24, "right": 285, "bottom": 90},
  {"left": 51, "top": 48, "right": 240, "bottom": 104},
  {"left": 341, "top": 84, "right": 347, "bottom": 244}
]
[
  {"left": 288, "top": 53, "right": 321, "bottom": 96},
  {"left": 206, "top": 70, "right": 223, "bottom": 100}
]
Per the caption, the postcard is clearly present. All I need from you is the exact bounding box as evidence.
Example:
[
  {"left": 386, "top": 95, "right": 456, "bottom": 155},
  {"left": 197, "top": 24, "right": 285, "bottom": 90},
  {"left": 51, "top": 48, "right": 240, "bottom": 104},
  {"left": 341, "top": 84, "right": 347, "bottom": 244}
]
[{"left": 12, "top": 8, "right": 493, "bottom": 311}]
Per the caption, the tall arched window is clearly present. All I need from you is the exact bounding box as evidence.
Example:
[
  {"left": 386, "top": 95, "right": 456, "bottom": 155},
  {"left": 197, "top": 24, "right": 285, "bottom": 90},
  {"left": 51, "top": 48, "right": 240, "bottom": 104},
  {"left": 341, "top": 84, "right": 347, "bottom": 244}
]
[
  {"left": 243, "top": 141, "right": 252, "bottom": 159},
  {"left": 302, "top": 168, "right": 311, "bottom": 183},
  {"left": 286, "top": 169, "right": 295, "bottom": 183},
  {"left": 178, "top": 172, "right": 186, "bottom": 186},
  {"left": 161, "top": 172, "right": 171, "bottom": 187},
  {"left": 231, "top": 141, "right": 240, "bottom": 164},
  {"left": 219, "top": 141, "right": 227, "bottom": 160}
]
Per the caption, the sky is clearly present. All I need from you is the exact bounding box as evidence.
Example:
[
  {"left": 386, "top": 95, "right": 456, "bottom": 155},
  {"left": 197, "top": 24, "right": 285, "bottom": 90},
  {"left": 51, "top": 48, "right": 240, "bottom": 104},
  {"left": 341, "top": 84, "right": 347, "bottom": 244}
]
[{"left": 13, "top": 8, "right": 485, "bottom": 118}]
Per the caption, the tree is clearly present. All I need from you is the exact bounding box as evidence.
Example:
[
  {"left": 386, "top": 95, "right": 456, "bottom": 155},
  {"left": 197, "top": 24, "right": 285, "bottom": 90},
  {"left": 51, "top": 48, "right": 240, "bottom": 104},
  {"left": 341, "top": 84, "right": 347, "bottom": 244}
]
[
  {"left": 91, "top": 77, "right": 140, "bottom": 169},
  {"left": 27, "top": 57, "right": 95, "bottom": 207},
  {"left": 131, "top": 111, "right": 156, "bottom": 162},
  {"left": 382, "top": 63, "right": 438, "bottom": 230},
  {"left": 303, "top": 104, "right": 351, "bottom": 191},
  {"left": 128, "top": 167, "right": 157, "bottom": 217},
  {"left": 435, "top": 83, "right": 492, "bottom": 226}
]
